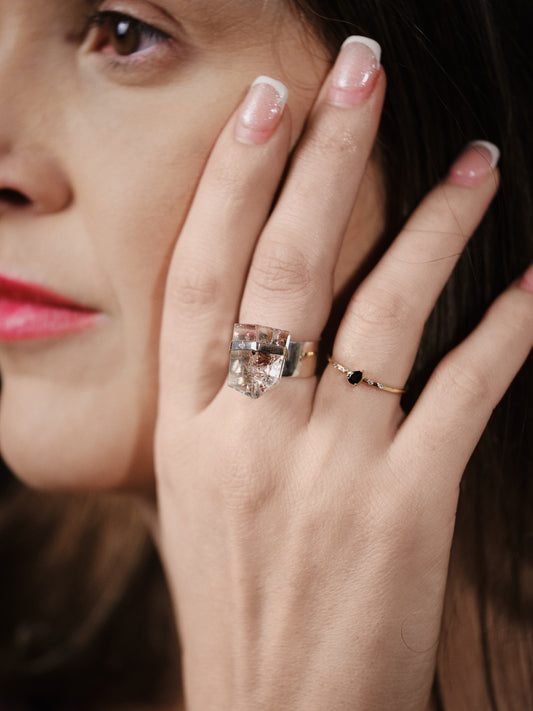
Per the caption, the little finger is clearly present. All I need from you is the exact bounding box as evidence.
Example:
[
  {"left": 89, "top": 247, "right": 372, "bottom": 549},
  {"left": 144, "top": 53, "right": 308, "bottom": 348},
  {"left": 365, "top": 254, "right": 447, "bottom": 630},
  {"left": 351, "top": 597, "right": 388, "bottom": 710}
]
[{"left": 395, "top": 269, "right": 533, "bottom": 485}]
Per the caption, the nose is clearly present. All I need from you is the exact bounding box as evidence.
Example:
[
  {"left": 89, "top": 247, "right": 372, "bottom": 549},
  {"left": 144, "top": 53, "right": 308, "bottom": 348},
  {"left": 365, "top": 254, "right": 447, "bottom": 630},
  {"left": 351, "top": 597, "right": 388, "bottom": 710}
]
[
  {"left": 0, "top": 141, "right": 73, "bottom": 217},
  {"left": 0, "top": 11, "right": 73, "bottom": 218}
]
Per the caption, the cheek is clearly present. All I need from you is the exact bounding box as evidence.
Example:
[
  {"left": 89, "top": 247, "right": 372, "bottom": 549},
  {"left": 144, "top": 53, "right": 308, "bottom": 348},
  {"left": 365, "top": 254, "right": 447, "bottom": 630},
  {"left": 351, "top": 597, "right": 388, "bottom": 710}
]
[
  {"left": 0, "top": 367, "right": 155, "bottom": 491},
  {"left": 71, "top": 67, "right": 245, "bottom": 335}
]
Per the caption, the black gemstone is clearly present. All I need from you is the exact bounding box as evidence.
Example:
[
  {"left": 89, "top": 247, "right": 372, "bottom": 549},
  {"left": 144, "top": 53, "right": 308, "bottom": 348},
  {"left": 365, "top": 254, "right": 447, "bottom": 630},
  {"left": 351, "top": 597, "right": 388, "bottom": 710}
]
[{"left": 348, "top": 371, "right": 363, "bottom": 385}]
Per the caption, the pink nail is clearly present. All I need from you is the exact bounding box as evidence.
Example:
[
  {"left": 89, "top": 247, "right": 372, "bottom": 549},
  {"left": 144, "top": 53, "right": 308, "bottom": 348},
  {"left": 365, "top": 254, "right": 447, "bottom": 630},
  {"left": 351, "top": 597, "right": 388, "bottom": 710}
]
[
  {"left": 519, "top": 264, "right": 533, "bottom": 294},
  {"left": 235, "top": 76, "right": 288, "bottom": 145},
  {"left": 328, "top": 36, "right": 381, "bottom": 107},
  {"left": 447, "top": 141, "right": 500, "bottom": 186}
]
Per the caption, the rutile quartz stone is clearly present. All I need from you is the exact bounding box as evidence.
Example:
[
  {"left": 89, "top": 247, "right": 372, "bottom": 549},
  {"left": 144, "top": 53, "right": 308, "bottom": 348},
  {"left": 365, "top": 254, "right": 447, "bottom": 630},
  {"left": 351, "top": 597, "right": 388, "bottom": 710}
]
[{"left": 228, "top": 324, "right": 290, "bottom": 398}]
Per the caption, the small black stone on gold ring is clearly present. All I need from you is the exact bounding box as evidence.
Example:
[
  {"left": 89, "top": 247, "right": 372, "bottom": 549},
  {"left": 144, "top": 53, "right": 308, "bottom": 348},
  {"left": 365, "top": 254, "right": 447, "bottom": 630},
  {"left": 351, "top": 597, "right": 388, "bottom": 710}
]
[{"left": 327, "top": 357, "right": 406, "bottom": 395}]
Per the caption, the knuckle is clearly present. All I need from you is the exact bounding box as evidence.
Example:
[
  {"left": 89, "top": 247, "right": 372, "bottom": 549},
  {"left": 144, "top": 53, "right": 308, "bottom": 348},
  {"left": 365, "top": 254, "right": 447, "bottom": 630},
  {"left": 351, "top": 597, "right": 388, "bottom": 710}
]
[
  {"left": 349, "top": 287, "right": 412, "bottom": 333},
  {"left": 158, "top": 421, "right": 279, "bottom": 517},
  {"left": 501, "top": 303, "right": 533, "bottom": 340},
  {"left": 408, "top": 191, "right": 462, "bottom": 233},
  {"left": 249, "top": 240, "right": 316, "bottom": 301},
  {"left": 168, "top": 265, "right": 219, "bottom": 309},
  {"left": 213, "top": 430, "right": 279, "bottom": 515},
  {"left": 217, "top": 461, "right": 277, "bottom": 515},
  {"left": 439, "top": 359, "right": 492, "bottom": 406},
  {"left": 395, "top": 228, "right": 465, "bottom": 266}
]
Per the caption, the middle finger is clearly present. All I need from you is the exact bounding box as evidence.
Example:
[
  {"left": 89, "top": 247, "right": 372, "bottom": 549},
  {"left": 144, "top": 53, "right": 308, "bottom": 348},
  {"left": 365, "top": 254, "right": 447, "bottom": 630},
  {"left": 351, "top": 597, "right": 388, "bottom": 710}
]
[{"left": 239, "top": 37, "right": 385, "bottom": 341}]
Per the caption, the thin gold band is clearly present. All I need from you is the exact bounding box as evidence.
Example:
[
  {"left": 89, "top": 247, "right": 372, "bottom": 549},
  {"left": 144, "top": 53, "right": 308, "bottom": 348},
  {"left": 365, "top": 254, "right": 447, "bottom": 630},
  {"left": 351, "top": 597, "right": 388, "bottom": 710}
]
[{"left": 328, "top": 357, "right": 406, "bottom": 394}]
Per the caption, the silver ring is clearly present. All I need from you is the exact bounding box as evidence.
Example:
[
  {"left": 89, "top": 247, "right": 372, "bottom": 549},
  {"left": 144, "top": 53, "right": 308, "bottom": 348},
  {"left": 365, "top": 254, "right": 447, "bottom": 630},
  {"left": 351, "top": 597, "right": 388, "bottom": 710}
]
[
  {"left": 228, "top": 324, "right": 318, "bottom": 399},
  {"left": 283, "top": 340, "right": 318, "bottom": 377}
]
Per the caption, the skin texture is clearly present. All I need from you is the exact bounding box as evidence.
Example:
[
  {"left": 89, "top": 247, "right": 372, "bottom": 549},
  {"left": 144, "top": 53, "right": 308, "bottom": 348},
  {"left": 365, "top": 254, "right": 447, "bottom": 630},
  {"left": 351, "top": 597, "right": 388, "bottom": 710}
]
[{"left": 1, "top": 2, "right": 532, "bottom": 710}]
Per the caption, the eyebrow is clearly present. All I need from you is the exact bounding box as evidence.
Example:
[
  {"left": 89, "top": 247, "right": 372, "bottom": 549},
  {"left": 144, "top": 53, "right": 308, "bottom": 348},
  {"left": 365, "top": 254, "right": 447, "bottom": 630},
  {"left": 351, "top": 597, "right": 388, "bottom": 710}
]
[{"left": 82, "top": 0, "right": 101, "bottom": 13}]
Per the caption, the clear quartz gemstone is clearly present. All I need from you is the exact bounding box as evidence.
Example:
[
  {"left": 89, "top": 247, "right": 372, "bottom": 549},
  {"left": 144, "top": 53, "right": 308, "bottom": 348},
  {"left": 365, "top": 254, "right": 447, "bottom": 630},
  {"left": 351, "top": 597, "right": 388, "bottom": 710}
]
[{"left": 228, "top": 324, "right": 290, "bottom": 398}]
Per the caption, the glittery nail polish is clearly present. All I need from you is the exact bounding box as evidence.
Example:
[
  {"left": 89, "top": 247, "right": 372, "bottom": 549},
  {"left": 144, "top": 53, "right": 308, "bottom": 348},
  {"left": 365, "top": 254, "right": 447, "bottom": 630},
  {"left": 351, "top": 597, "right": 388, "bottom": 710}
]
[
  {"left": 328, "top": 36, "right": 381, "bottom": 107},
  {"left": 235, "top": 76, "right": 288, "bottom": 145}
]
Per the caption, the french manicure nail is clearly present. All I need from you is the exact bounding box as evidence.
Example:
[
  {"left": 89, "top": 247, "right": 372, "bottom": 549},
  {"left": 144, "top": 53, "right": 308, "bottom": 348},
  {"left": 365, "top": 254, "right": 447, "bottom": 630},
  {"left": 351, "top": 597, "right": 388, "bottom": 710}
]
[
  {"left": 235, "top": 76, "right": 288, "bottom": 145},
  {"left": 519, "top": 264, "right": 533, "bottom": 294},
  {"left": 328, "top": 36, "right": 381, "bottom": 107},
  {"left": 447, "top": 140, "right": 500, "bottom": 186}
]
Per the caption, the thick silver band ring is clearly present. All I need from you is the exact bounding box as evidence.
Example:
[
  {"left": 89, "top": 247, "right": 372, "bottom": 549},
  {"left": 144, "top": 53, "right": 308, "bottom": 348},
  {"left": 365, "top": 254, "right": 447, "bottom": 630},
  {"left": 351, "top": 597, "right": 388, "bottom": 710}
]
[
  {"left": 228, "top": 341, "right": 318, "bottom": 377},
  {"left": 228, "top": 324, "right": 318, "bottom": 398},
  {"left": 283, "top": 340, "right": 318, "bottom": 377}
]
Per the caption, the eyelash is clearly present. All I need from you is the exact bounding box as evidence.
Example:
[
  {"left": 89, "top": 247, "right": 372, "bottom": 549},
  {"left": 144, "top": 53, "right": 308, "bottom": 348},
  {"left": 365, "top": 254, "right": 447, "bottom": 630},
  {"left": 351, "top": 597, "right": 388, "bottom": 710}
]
[{"left": 85, "top": 10, "right": 172, "bottom": 64}]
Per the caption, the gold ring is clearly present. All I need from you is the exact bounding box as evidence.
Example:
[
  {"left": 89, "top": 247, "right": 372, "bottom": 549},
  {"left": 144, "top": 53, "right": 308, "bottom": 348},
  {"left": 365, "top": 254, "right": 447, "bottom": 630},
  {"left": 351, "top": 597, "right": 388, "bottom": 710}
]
[{"left": 328, "top": 357, "right": 406, "bottom": 394}]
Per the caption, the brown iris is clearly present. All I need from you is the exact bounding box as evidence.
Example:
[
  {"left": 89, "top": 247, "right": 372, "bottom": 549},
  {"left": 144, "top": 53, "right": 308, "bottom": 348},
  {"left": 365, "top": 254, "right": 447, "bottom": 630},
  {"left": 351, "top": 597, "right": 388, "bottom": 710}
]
[{"left": 106, "top": 16, "right": 142, "bottom": 56}]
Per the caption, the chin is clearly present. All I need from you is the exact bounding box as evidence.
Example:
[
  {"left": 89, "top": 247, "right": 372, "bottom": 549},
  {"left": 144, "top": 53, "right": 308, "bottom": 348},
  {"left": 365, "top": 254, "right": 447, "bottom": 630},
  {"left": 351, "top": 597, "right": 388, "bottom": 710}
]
[{"left": 0, "top": 374, "right": 156, "bottom": 494}]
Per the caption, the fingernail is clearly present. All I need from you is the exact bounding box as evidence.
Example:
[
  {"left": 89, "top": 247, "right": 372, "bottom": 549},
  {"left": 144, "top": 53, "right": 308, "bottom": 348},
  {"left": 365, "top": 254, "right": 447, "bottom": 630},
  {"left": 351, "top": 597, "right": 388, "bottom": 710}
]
[
  {"left": 328, "top": 36, "right": 381, "bottom": 107},
  {"left": 447, "top": 140, "right": 500, "bottom": 186},
  {"left": 519, "top": 264, "right": 533, "bottom": 294},
  {"left": 235, "top": 76, "right": 288, "bottom": 145}
]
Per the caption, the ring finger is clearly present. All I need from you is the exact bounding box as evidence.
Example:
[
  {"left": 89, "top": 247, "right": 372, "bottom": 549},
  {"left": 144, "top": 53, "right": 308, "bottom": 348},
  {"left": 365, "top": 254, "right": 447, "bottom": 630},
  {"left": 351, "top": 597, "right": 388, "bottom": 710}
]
[{"left": 322, "top": 141, "right": 500, "bottom": 411}]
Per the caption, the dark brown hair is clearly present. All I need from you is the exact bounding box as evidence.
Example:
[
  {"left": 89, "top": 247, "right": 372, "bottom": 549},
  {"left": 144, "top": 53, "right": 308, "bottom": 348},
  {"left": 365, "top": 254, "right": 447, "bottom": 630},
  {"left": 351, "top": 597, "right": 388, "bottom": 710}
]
[
  {"left": 1, "top": 0, "right": 531, "bottom": 709},
  {"left": 0, "top": 467, "right": 180, "bottom": 709}
]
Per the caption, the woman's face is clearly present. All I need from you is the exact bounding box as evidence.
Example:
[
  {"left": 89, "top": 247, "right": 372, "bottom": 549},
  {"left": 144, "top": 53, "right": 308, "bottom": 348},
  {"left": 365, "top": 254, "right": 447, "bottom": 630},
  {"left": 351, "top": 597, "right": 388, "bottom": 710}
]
[{"left": 0, "top": 1, "right": 383, "bottom": 491}]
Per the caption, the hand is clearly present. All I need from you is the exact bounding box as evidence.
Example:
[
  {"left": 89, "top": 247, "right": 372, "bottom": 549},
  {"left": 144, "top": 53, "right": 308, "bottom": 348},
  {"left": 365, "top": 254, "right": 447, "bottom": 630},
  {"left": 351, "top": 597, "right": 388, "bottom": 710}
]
[{"left": 154, "top": 41, "right": 533, "bottom": 711}]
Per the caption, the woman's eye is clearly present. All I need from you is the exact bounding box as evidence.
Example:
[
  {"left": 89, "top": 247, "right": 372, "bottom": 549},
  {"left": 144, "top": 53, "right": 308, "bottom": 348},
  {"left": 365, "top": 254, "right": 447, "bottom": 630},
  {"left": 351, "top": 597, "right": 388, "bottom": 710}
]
[{"left": 88, "top": 11, "right": 170, "bottom": 57}]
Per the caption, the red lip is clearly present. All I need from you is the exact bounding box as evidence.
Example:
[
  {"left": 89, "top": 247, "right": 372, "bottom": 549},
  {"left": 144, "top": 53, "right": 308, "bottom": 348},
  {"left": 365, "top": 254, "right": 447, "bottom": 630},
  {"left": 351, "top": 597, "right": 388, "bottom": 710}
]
[{"left": 0, "top": 274, "right": 99, "bottom": 341}]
